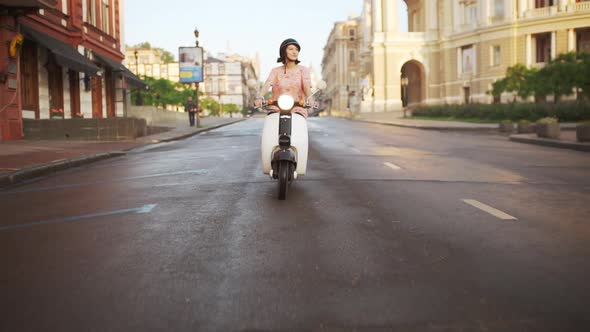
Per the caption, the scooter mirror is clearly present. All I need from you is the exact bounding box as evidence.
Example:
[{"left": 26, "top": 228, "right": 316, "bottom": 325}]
[
  {"left": 246, "top": 79, "right": 258, "bottom": 89},
  {"left": 316, "top": 80, "right": 327, "bottom": 90}
]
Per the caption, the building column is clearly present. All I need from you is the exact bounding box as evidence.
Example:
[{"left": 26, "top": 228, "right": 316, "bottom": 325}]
[
  {"left": 452, "top": 0, "right": 461, "bottom": 31},
  {"left": 383, "top": 0, "right": 398, "bottom": 36},
  {"left": 518, "top": 0, "right": 528, "bottom": 18},
  {"left": 567, "top": 28, "right": 576, "bottom": 52},
  {"left": 372, "top": 45, "right": 386, "bottom": 112},
  {"left": 481, "top": 0, "right": 490, "bottom": 25},
  {"left": 551, "top": 31, "right": 556, "bottom": 60},
  {"left": 425, "top": 0, "right": 438, "bottom": 32},
  {"left": 372, "top": 0, "right": 383, "bottom": 33},
  {"left": 525, "top": 34, "right": 532, "bottom": 65},
  {"left": 457, "top": 47, "right": 462, "bottom": 77}
]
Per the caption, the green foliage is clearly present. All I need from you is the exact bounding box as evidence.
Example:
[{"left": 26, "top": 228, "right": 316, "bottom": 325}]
[
  {"left": 536, "top": 117, "right": 558, "bottom": 124},
  {"left": 412, "top": 101, "right": 590, "bottom": 122},
  {"left": 491, "top": 52, "right": 590, "bottom": 102},
  {"left": 131, "top": 76, "right": 193, "bottom": 108},
  {"left": 154, "top": 48, "right": 175, "bottom": 63},
  {"left": 201, "top": 97, "right": 221, "bottom": 116},
  {"left": 223, "top": 104, "right": 241, "bottom": 117},
  {"left": 132, "top": 41, "right": 151, "bottom": 49}
]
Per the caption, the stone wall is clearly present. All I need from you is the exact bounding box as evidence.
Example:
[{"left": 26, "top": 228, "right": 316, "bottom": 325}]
[
  {"left": 23, "top": 118, "right": 147, "bottom": 141},
  {"left": 128, "top": 106, "right": 187, "bottom": 127}
]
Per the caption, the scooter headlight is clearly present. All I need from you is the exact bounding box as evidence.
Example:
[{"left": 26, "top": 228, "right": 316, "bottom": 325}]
[{"left": 277, "top": 95, "right": 295, "bottom": 111}]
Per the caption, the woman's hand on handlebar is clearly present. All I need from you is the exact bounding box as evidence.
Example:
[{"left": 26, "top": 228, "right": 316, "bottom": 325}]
[{"left": 255, "top": 98, "right": 264, "bottom": 108}]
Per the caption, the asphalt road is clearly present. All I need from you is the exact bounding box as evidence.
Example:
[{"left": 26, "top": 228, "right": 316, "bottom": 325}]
[{"left": 1, "top": 118, "right": 589, "bottom": 331}]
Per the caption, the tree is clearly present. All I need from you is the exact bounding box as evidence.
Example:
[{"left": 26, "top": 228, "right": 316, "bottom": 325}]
[
  {"left": 131, "top": 76, "right": 191, "bottom": 109},
  {"left": 132, "top": 42, "right": 151, "bottom": 49},
  {"left": 155, "top": 48, "right": 175, "bottom": 63},
  {"left": 223, "top": 104, "right": 241, "bottom": 117},
  {"left": 201, "top": 97, "right": 221, "bottom": 116}
]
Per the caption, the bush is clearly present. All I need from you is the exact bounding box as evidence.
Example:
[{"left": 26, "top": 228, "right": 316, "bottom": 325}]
[
  {"left": 412, "top": 101, "right": 590, "bottom": 122},
  {"left": 536, "top": 117, "right": 558, "bottom": 124}
]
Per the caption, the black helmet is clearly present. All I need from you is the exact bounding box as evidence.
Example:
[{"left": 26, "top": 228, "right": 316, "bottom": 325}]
[{"left": 277, "top": 38, "right": 301, "bottom": 64}]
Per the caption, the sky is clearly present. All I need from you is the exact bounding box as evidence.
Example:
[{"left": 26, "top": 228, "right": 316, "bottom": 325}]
[{"left": 124, "top": 0, "right": 408, "bottom": 81}]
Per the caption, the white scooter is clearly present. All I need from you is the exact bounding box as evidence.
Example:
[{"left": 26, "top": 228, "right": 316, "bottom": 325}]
[{"left": 250, "top": 80, "right": 325, "bottom": 200}]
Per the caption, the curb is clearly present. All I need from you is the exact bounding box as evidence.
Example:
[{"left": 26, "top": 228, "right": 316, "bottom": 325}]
[
  {"left": 509, "top": 135, "right": 590, "bottom": 152},
  {"left": 0, "top": 151, "right": 126, "bottom": 188},
  {"left": 351, "top": 119, "right": 499, "bottom": 132},
  {"left": 0, "top": 119, "right": 246, "bottom": 188}
]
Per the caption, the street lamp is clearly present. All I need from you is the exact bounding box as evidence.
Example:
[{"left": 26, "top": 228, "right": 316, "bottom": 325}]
[
  {"left": 134, "top": 50, "right": 143, "bottom": 106},
  {"left": 401, "top": 76, "right": 409, "bottom": 117},
  {"left": 194, "top": 28, "right": 199, "bottom": 47},
  {"left": 193, "top": 27, "right": 201, "bottom": 127}
]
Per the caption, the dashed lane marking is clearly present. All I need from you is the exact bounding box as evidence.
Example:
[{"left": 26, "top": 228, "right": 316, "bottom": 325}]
[
  {"left": 384, "top": 162, "right": 402, "bottom": 170},
  {"left": 462, "top": 199, "right": 517, "bottom": 220},
  {"left": 0, "top": 204, "right": 157, "bottom": 232}
]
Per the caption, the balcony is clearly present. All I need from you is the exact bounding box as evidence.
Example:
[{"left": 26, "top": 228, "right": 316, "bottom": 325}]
[
  {"left": 567, "top": 1, "right": 590, "bottom": 12},
  {"left": 524, "top": 5, "right": 558, "bottom": 18}
]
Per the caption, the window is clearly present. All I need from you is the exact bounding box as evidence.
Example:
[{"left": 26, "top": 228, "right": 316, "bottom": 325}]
[
  {"left": 20, "top": 42, "right": 39, "bottom": 112},
  {"left": 463, "top": 86, "right": 471, "bottom": 104},
  {"left": 493, "top": 0, "right": 504, "bottom": 17},
  {"left": 462, "top": 1, "right": 477, "bottom": 24},
  {"left": 577, "top": 28, "right": 590, "bottom": 53},
  {"left": 535, "top": 0, "right": 554, "bottom": 8},
  {"left": 349, "top": 28, "right": 355, "bottom": 41},
  {"left": 349, "top": 50, "right": 355, "bottom": 63},
  {"left": 218, "top": 79, "right": 225, "bottom": 93},
  {"left": 101, "top": 0, "right": 110, "bottom": 34},
  {"left": 492, "top": 45, "right": 501, "bottom": 66},
  {"left": 219, "top": 64, "right": 225, "bottom": 74},
  {"left": 534, "top": 33, "right": 551, "bottom": 63},
  {"left": 461, "top": 45, "right": 474, "bottom": 73},
  {"left": 87, "top": 0, "right": 96, "bottom": 26}
]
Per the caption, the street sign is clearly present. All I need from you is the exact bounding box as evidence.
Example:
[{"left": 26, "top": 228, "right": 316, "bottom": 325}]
[{"left": 178, "top": 46, "right": 204, "bottom": 83}]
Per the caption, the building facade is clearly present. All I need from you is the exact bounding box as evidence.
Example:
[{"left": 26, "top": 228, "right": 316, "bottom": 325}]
[
  {"left": 322, "top": 17, "right": 362, "bottom": 115},
  {"left": 0, "top": 0, "right": 143, "bottom": 141},
  {"left": 203, "top": 53, "right": 258, "bottom": 114},
  {"left": 324, "top": 0, "right": 590, "bottom": 116},
  {"left": 124, "top": 47, "right": 180, "bottom": 82}
]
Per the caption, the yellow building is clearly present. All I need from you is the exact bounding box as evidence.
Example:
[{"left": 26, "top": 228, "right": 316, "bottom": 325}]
[
  {"left": 325, "top": 0, "right": 590, "bottom": 116},
  {"left": 123, "top": 47, "right": 180, "bottom": 82}
]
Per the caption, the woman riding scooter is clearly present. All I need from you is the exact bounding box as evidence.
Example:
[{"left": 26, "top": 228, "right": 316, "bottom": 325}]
[
  {"left": 255, "top": 38, "right": 313, "bottom": 117},
  {"left": 256, "top": 38, "right": 313, "bottom": 199}
]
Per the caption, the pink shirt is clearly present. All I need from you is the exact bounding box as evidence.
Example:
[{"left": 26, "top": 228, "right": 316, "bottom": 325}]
[{"left": 264, "top": 65, "right": 311, "bottom": 117}]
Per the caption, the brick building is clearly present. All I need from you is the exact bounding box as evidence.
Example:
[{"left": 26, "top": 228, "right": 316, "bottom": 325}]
[{"left": 0, "top": 0, "right": 144, "bottom": 141}]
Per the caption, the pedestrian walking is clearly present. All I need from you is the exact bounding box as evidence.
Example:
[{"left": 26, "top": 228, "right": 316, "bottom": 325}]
[{"left": 186, "top": 96, "right": 196, "bottom": 126}]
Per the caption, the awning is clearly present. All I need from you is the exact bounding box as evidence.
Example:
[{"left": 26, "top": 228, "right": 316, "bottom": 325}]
[
  {"left": 21, "top": 25, "right": 99, "bottom": 75},
  {"left": 0, "top": 0, "right": 57, "bottom": 8},
  {"left": 92, "top": 52, "right": 148, "bottom": 89}
]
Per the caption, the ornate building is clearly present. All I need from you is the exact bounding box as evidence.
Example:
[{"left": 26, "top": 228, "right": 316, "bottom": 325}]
[
  {"left": 325, "top": 0, "right": 590, "bottom": 116},
  {"left": 322, "top": 16, "right": 361, "bottom": 115}
]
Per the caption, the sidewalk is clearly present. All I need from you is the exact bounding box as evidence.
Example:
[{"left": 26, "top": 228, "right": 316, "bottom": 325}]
[
  {"left": 350, "top": 112, "right": 590, "bottom": 152},
  {"left": 0, "top": 117, "right": 245, "bottom": 187}
]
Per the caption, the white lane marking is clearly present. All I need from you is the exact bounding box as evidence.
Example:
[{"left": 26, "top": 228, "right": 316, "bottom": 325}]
[
  {"left": 384, "top": 162, "right": 402, "bottom": 170},
  {"left": 351, "top": 148, "right": 361, "bottom": 153},
  {"left": 1, "top": 170, "right": 207, "bottom": 195},
  {"left": 0, "top": 204, "right": 157, "bottom": 232},
  {"left": 462, "top": 199, "right": 517, "bottom": 220}
]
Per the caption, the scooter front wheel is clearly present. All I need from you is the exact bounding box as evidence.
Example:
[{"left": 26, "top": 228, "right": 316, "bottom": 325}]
[{"left": 278, "top": 160, "right": 291, "bottom": 200}]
